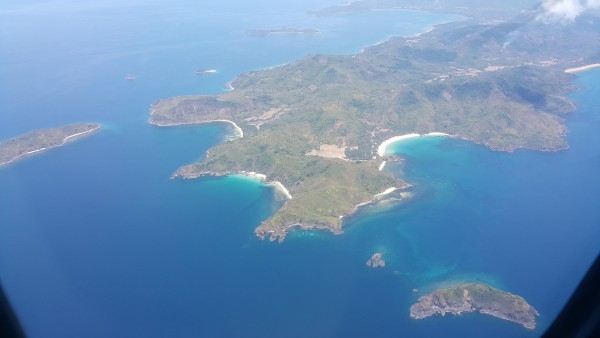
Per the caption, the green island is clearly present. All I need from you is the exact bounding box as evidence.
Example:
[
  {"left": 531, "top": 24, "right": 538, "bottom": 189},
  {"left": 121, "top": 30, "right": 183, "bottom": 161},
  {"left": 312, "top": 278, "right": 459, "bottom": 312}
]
[
  {"left": 149, "top": 4, "right": 600, "bottom": 242},
  {"left": 246, "top": 27, "right": 320, "bottom": 36},
  {"left": 410, "top": 283, "right": 539, "bottom": 330},
  {"left": 0, "top": 123, "right": 101, "bottom": 167}
]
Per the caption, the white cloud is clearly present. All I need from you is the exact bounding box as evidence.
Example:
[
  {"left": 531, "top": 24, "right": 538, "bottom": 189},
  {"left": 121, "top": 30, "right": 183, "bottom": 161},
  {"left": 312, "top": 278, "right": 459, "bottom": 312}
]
[
  {"left": 540, "top": 0, "right": 600, "bottom": 22},
  {"left": 586, "top": 0, "right": 600, "bottom": 8},
  {"left": 542, "top": 0, "right": 584, "bottom": 21}
]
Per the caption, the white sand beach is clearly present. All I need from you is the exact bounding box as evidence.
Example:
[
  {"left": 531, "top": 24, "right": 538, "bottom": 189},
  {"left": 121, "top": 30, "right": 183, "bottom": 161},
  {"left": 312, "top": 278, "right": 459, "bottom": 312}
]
[
  {"left": 211, "top": 120, "right": 244, "bottom": 139},
  {"left": 238, "top": 173, "right": 292, "bottom": 199},
  {"left": 374, "top": 187, "right": 398, "bottom": 198},
  {"left": 565, "top": 64, "right": 600, "bottom": 73},
  {"left": 1, "top": 125, "right": 101, "bottom": 167},
  {"left": 270, "top": 181, "right": 293, "bottom": 199},
  {"left": 377, "top": 132, "right": 449, "bottom": 156},
  {"left": 377, "top": 133, "right": 421, "bottom": 156},
  {"left": 0, "top": 147, "right": 49, "bottom": 166},
  {"left": 63, "top": 125, "right": 101, "bottom": 142},
  {"left": 241, "top": 172, "right": 267, "bottom": 181}
]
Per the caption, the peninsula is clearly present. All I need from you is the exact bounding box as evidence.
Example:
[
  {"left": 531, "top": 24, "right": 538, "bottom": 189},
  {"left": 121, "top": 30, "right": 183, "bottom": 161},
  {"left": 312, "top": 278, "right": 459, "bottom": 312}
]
[
  {"left": 410, "top": 283, "right": 539, "bottom": 330},
  {"left": 150, "top": 5, "right": 600, "bottom": 242},
  {"left": 0, "top": 123, "right": 101, "bottom": 167}
]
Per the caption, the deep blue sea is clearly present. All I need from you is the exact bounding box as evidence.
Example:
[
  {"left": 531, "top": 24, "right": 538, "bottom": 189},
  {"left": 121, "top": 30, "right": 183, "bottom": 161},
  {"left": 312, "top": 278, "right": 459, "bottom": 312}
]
[{"left": 1, "top": 1, "right": 599, "bottom": 337}]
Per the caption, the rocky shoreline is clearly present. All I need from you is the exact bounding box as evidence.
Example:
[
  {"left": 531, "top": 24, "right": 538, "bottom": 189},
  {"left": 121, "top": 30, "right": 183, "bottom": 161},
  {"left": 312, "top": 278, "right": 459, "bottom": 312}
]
[
  {"left": 410, "top": 283, "right": 539, "bottom": 330},
  {"left": 254, "top": 184, "right": 412, "bottom": 243}
]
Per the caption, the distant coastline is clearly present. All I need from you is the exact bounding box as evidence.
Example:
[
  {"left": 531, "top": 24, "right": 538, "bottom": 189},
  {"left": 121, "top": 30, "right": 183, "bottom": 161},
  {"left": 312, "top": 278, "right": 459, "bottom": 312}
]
[
  {"left": 565, "top": 63, "right": 600, "bottom": 73},
  {"left": 246, "top": 27, "right": 320, "bottom": 36}
]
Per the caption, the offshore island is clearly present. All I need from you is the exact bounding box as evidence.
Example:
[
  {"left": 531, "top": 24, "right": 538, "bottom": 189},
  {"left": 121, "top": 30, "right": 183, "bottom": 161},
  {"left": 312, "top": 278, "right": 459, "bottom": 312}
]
[
  {"left": 0, "top": 124, "right": 101, "bottom": 167},
  {"left": 410, "top": 284, "right": 539, "bottom": 330},
  {"left": 149, "top": 4, "right": 600, "bottom": 242},
  {"left": 366, "top": 252, "right": 385, "bottom": 268}
]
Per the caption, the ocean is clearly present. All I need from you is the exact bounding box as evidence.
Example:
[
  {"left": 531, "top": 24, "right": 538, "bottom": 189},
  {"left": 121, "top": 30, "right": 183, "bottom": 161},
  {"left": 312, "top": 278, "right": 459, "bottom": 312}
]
[{"left": 0, "top": 1, "right": 599, "bottom": 337}]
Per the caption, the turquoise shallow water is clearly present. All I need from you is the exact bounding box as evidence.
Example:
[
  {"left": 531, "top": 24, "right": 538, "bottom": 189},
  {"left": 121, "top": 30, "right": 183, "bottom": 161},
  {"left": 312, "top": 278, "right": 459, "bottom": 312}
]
[{"left": 1, "top": 1, "right": 599, "bottom": 337}]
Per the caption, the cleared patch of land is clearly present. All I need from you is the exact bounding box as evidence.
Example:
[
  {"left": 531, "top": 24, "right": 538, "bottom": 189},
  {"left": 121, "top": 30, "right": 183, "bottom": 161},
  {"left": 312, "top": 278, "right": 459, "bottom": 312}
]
[{"left": 306, "top": 144, "right": 348, "bottom": 160}]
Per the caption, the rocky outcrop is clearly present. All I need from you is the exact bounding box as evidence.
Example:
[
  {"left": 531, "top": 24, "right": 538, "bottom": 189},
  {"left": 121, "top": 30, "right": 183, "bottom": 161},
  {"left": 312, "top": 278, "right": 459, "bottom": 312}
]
[{"left": 366, "top": 252, "right": 385, "bottom": 268}]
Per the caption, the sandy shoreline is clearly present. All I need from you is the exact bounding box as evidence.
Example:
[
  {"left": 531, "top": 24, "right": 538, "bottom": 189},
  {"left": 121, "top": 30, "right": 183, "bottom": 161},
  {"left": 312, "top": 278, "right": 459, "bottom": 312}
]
[
  {"left": 269, "top": 181, "right": 293, "bottom": 199},
  {"left": 359, "top": 24, "right": 436, "bottom": 53},
  {"left": 0, "top": 125, "right": 102, "bottom": 167},
  {"left": 63, "top": 125, "right": 102, "bottom": 142},
  {"left": 151, "top": 118, "right": 244, "bottom": 139},
  {"left": 0, "top": 125, "right": 101, "bottom": 167},
  {"left": 240, "top": 171, "right": 267, "bottom": 181},
  {"left": 565, "top": 64, "right": 600, "bottom": 73},
  {"left": 148, "top": 105, "right": 243, "bottom": 138},
  {"left": 377, "top": 132, "right": 449, "bottom": 156},
  {"left": 213, "top": 119, "right": 244, "bottom": 139},
  {"left": 345, "top": 184, "right": 411, "bottom": 221},
  {"left": 374, "top": 187, "right": 398, "bottom": 198},
  {"left": 236, "top": 172, "right": 293, "bottom": 199},
  {"left": 0, "top": 146, "right": 49, "bottom": 166}
]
